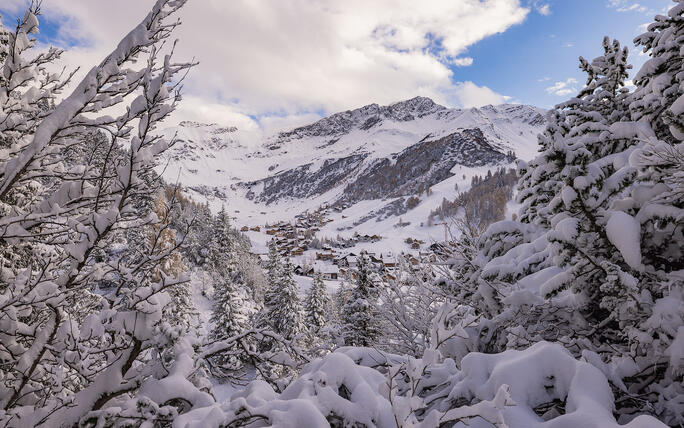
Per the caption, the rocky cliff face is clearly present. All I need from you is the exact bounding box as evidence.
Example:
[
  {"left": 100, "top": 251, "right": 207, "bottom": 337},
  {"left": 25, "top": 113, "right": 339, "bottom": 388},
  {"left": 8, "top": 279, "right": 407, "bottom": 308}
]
[
  {"left": 243, "top": 127, "right": 514, "bottom": 209},
  {"left": 244, "top": 154, "right": 368, "bottom": 204}
]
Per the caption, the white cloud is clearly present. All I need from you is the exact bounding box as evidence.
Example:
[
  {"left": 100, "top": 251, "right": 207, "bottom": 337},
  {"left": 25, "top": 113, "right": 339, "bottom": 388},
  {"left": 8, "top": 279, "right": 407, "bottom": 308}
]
[
  {"left": 607, "top": 0, "right": 652, "bottom": 14},
  {"left": 173, "top": 97, "right": 261, "bottom": 133},
  {"left": 529, "top": 0, "right": 551, "bottom": 15},
  {"left": 451, "top": 57, "right": 474, "bottom": 67},
  {"left": 537, "top": 3, "right": 551, "bottom": 15},
  {"left": 12, "top": 0, "right": 530, "bottom": 127},
  {"left": 562, "top": 42, "right": 574, "bottom": 48},
  {"left": 537, "top": 77, "right": 551, "bottom": 82},
  {"left": 617, "top": 3, "right": 648, "bottom": 13},
  {"left": 545, "top": 78, "right": 578, "bottom": 96},
  {"left": 448, "top": 81, "right": 509, "bottom": 107}
]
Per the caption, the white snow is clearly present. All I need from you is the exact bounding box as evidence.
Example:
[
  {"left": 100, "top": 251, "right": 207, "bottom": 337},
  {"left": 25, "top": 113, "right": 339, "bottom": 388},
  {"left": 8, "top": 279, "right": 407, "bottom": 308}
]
[{"left": 605, "top": 210, "right": 643, "bottom": 271}]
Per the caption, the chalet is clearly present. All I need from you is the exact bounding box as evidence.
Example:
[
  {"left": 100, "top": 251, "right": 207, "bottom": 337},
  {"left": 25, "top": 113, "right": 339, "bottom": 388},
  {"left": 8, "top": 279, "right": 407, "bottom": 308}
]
[
  {"left": 316, "top": 252, "right": 335, "bottom": 261},
  {"left": 291, "top": 248, "right": 304, "bottom": 256},
  {"left": 240, "top": 226, "right": 249, "bottom": 232},
  {"left": 336, "top": 254, "right": 358, "bottom": 268},
  {"left": 250, "top": 226, "right": 261, "bottom": 232},
  {"left": 320, "top": 265, "right": 338, "bottom": 280},
  {"left": 411, "top": 242, "right": 421, "bottom": 249},
  {"left": 384, "top": 261, "right": 397, "bottom": 269},
  {"left": 266, "top": 229, "right": 276, "bottom": 235}
]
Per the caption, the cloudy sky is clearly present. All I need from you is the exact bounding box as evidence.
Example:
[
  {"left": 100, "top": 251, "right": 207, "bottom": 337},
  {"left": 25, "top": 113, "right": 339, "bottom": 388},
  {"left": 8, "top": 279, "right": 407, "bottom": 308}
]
[{"left": 0, "top": 0, "right": 674, "bottom": 131}]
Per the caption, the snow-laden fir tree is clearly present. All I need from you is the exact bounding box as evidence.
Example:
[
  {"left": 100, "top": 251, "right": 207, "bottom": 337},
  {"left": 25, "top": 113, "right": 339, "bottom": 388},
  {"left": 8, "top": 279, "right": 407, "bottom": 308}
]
[
  {"left": 628, "top": 0, "right": 684, "bottom": 274},
  {"left": 342, "top": 252, "right": 381, "bottom": 347},
  {"left": 251, "top": 254, "right": 306, "bottom": 385},
  {"left": 265, "top": 238, "right": 282, "bottom": 283},
  {"left": 208, "top": 271, "right": 251, "bottom": 377},
  {"left": 209, "top": 205, "right": 237, "bottom": 272},
  {"left": 504, "top": 38, "right": 632, "bottom": 298},
  {"left": 532, "top": 37, "right": 636, "bottom": 307},
  {"left": 261, "top": 258, "right": 305, "bottom": 341},
  {"left": 205, "top": 204, "right": 258, "bottom": 374},
  {"left": 449, "top": 4, "right": 683, "bottom": 423},
  {"left": 333, "top": 278, "right": 351, "bottom": 320},
  {"left": 304, "top": 272, "right": 331, "bottom": 333},
  {"left": 185, "top": 202, "right": 214, "bottom": 266},
  {"left": 615, "top": 2, "right": 684, "bottom": 421},
  {"left": 258, "top": 240, "right": 282, "bottom": 330}
]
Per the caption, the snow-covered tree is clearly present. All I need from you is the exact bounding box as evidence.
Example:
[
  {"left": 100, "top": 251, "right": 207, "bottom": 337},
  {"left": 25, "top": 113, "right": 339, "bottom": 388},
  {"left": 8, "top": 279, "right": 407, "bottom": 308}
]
[
  {"left": 260, "top": 258, "right": 305, "bottom": 341},
  {"left": 0, "top": 2, "right": 216, "bottom": 426},
  {"left": 184, "top": 202, "right": 213, "bottom": 266},
  {"left": 304, "top": 272, "right": 331, "bottom": 333},
  {"left": 208, "top": 206, "right": 237, "bottom": 270},
  {"left": 265, "top": 238, "right": 282, "bottom": 283},
  {"left": 445, "top": 4, "right": 683, "bottom": 423},
  {"left": 208, "top": 271, "right": 251, "bottom": 378},
  {"left": 379, "top": 256, "right": 444, "bottom": 356},
  {"left": 342, "top": 252, "right": 381, "bottom": 347}
]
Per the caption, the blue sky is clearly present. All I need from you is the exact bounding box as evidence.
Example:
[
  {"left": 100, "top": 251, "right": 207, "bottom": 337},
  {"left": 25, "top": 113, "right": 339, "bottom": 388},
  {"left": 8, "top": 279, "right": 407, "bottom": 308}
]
[
  {"left": 0, "top": 0, "right": 676, "bottom": 128},
  {"left": 450, "top": 0, "right": 672, "bottom": 108}
]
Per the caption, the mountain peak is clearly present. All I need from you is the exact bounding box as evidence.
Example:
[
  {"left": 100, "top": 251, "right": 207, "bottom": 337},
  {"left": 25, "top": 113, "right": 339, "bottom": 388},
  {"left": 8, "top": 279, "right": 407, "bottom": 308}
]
[
  {"left": 389, "top": 96, "right": 443, "bottom": 112},
  {"left": 273, "top": 96, "right": 447, "bottom": 144}
]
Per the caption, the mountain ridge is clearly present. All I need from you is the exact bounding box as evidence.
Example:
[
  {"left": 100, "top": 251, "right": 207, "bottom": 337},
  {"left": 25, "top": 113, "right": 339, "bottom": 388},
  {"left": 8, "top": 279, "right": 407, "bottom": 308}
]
[{"left": 157, "top": 97, "right": 546, "bottom": 239}]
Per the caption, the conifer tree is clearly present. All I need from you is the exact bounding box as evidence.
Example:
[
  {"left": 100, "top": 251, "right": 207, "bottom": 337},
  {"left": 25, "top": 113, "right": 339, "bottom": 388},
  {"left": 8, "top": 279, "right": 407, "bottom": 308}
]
[
  {"left": 628, "top": 1, "right": 684, "bottom": 273},
  {"left": 455, "top": 5, "right": 683, "bottom": 423},
  {"left": 266, "top": 239, "right": 282, "bottom": 283},
  {"left": 208, "top": 272, "right": 250, "bottom": 376},
  {"left": 333, "top": 279, "right": 351, "bottom": 321},
  {"left": 304, "top": 273, "right": 331, "bottom": 332},
  {"left": 209, "top": 205, "right": 237, "bottom": 273},
  {"left": 342, "top": 252, "right": 381, "bottom": 347},
  {"left": 536, "top": 38, "right": 636, "bottom": 304},
  {"left": 270, "top": 259, "right": 305, "bottom": 340},
  {"left": 260, "top": 240, "right": 282, "bottom": 320},
  {"left": 185, "top": 203, "right": 213, "bottom": 266}
]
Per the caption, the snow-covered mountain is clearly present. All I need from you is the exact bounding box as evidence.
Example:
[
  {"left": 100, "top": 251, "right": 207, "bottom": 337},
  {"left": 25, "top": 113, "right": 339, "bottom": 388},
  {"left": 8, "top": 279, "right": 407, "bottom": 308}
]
[{"left": 158, "top": 97, "right": 545, "bottom": 251}]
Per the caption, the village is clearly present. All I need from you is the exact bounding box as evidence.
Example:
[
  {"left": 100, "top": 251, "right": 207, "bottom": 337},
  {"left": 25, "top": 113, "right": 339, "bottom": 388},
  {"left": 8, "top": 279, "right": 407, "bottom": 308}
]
[{"left": 240, "top": 204, "right": 443, "bottom": 283}]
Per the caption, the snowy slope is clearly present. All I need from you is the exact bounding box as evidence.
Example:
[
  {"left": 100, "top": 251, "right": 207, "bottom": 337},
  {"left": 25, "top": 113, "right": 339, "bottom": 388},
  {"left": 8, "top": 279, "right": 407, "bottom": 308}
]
[{"left": 156, "top": 97, "right": 545, "bottom": 251}]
